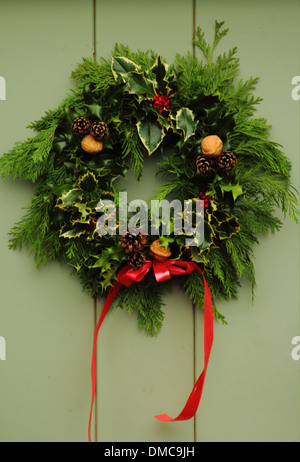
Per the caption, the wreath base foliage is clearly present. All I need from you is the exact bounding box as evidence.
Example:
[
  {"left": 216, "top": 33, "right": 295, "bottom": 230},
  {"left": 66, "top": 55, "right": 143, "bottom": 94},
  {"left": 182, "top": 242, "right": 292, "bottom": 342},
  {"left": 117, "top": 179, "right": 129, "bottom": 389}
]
[{"left": 0, "top": 22, "right": 298, "bottom": 335}]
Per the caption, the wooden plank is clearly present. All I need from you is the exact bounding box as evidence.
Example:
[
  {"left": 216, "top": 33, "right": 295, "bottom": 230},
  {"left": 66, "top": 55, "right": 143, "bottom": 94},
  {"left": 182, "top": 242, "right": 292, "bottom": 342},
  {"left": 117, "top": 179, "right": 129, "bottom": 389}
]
[
  {"left": 94, "top": 0, "right": 195, "bottom": 443},
  {"left": 194, "top": 0, "right": 300, "bottom": 442},
  {"left": 0, "top": 0, "right": 93, "bottom": 442}
]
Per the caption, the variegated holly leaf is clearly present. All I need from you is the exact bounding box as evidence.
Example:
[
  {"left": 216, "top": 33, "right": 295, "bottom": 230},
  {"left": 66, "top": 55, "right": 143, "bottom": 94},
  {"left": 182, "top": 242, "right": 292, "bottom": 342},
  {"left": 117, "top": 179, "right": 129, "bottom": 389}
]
[
  {"left": 59, "top": 223, "right": 86, "bottom": 239},
  {"left": 151, "top": 56, "right": 168, "bottom": 81},
  {"left": 208, "top": 210, "right": 240, "bottom": 241},
  {"left": 137, "top": 117, "right": 165, "bottom": 155},
  {"left": 190, "top": 246, "right": 211, "bottom": 264},
  {"left": 78, "top": 171, "right": 98, "bottom": 192},
  {"left": 124, "top": 72, "right": 156, "bottom": 99},
  {"left": 73, "top": 201, "right": 93, "bottom": 220},
  {"left": 176, "top": 108, "right": 197, "bottom": 142},
  {"left": 111, "top": 56, "right": 141, "bottom": 81},
  {"left": 56, "top": 188, "right": 83, "bottom": 210},
  {"left": 150, "top": 55, "right": 169, "bottom": 92},
  {"left": 112, "top": 56, "right": 156, "bottom": 100}
]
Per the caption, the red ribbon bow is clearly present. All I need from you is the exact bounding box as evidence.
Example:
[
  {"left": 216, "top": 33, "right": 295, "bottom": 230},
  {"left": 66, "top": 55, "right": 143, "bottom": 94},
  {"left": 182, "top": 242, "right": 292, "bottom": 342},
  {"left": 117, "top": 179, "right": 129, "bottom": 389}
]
[{"left": 88, "top": 259, "right": 214, "bottom": 442}]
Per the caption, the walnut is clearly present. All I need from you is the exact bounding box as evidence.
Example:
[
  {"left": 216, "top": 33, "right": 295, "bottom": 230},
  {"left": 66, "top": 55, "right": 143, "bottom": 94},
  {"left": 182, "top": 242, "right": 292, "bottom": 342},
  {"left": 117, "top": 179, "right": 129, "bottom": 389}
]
[
  {"left": 81, "top": 134, "right": 103, "bottom": 154},
  {"left": 150, "top": 239, "right": 172, "bottom": 262},
  {"left": 201, "top": 135, "right": 223, "bottom": 158}
]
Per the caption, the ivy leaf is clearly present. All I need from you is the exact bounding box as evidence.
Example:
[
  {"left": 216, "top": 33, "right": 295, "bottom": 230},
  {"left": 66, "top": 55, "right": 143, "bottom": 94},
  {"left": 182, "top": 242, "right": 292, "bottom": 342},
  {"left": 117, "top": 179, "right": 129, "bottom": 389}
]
[
  {"left": 111, "top": 56, "right": 141, "bottom": 81},
  {"left": 137, "top": 117, "right": 165, "bottom": 155},
  {"left": 52, "top": 139, "right": 68, "bottom": 154},
  {"left": 78, "top": 171, "right": 98, "bottom": 192},
  {"left": 176, "top": 108, "right": 197, "bottom": 142},
  {"left": 84, "top": 103, "right": 104, "bottom": 120},
  {"left": 158, "top": 235, "right": 174, "bottom": 249},
  {"left": 219, "top": 182, "right": 244, "bottom": 201}
]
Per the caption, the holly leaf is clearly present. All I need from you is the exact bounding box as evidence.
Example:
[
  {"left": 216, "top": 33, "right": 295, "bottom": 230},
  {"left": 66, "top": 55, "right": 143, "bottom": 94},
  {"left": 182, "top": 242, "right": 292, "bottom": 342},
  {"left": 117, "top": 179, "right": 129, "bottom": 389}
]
[
  {"left": 208, "top": 210, "right": 240, "bottom": 241},
  {"left": 73, "top": 202, "right": 91, "bottom": 220},
  {"left": 190, "top": 246, "right": 211, "bottom": 264},
  {"left": 124, "top": 72, "right": 156, "bottom": 99},
  {"left": 151, "top": 55, "right": 169, "bottom": 92},
  {"left": 111, "top": 56, "right": 141, "bottom": 81},
  {"left": 137, "top": 117, "right": 165, "bottom": 155},
  {"left": 90, "top": 243, "right": 125, "bottom": 272},
  {"left": 57, "top": 188, "right": 83, "bottom": 210},
  {"left": 151, "top": 56, "right": 168, "bottom": 81},
  {"left": 60, "top": 223, "right": 86, "bottom": 239},
  {"left": 78, "top": 171, "right": 98, "bottom": 192},
  {"left": 100, "top": 260, "right": 124, "bottom": 292},
  {"left": 176, "top": 108, "right": 197, "bottom": 142}
]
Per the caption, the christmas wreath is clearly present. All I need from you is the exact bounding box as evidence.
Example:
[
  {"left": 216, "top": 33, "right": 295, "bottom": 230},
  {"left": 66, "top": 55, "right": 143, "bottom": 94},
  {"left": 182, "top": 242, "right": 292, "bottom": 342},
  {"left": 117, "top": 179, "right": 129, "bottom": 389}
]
[{"left": 1, "top": 22, "right": 298, "bottom": 438}]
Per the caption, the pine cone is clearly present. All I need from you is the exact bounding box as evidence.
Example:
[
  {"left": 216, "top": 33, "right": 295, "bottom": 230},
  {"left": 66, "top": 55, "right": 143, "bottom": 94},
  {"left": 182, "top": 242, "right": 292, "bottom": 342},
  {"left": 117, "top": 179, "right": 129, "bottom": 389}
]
[
  {"left": 127, "top": 250, "right": 146, "bottom": 269},
  {"left": 72, "top": 117, "right": 91, "bottom": 136},
  {"left": 90, "top": 121, "right": 109, "bottom": 141},
  {"left": 216, "top": 151, "right": 237, "bottom": 172},
  {"left": 120, "top": 233, "right": 147, "bottom": 254},
  {"left": 196, "top": 155, "right": 214, "bottom": 174}
]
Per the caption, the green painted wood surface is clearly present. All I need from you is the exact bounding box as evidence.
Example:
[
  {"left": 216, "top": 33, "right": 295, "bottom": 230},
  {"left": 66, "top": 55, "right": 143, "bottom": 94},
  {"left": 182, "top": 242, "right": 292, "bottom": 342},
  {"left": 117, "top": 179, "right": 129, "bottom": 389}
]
[{"left": 0, "top": 0, "right": 299, "bottom": 442}]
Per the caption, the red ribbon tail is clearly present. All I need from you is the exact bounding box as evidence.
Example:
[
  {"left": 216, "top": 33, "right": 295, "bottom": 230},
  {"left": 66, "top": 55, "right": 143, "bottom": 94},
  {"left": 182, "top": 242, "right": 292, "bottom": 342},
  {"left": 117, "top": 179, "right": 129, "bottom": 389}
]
[
  {"left": 154, "top": 265, "right": 214, "bottom": 422},
  {"left": 88, "top": 280, "right": 122, "bottom": 443}
]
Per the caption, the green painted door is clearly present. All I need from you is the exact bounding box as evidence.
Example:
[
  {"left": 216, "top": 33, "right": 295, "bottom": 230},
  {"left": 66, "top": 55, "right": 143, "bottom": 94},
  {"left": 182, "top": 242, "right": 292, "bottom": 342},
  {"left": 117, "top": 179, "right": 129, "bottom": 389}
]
[{"left": 0, "top": 0, "right": 299, "bottom": 442}]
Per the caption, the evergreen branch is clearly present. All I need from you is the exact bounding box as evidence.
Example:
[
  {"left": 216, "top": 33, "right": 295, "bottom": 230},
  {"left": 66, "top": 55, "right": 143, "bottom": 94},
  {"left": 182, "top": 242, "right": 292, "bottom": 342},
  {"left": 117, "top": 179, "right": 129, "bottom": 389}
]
[
  {"left": 234, "top": 199, "right": 282, "bottom": 235},
  {"left": 240, "top": 169, "right": 299, "bottom": 222},
  {"left": 121, "top": 124, "right": 145, "bottom": 179},
  {"left": 194, "top": 21, "right": 229, "bottom": 65},
  {"left": 27, "top": 108, "right": 63, "bottom": 132},
  {"left": 8, "top": 187, "right": 54, "bottom": 267},
  {"left": 71, "top": 57, "right": 115, "bottom": 93},
  {"left": 183, "top": 271, "right": 227, "bottom": 324},
  {"left": 212, "top": 21, "right": 229, "bottom": 54},
  {"left": 0, "top": 124, "right": 57, "bottom": 182},
  {"left": 116, "top": 278, "right": 165, "bottom": 336}
]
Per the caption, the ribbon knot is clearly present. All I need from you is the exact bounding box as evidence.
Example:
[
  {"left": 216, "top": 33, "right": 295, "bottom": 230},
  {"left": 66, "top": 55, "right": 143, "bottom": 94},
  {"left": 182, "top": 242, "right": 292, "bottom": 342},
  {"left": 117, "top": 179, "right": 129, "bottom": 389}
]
[{"left": 88, "top": 259, "right": 214, "bottom": 442}]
